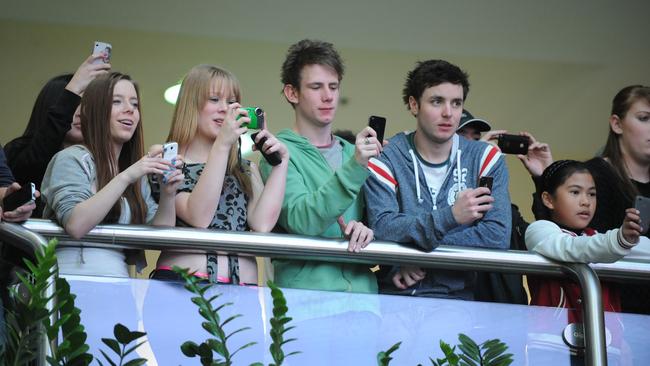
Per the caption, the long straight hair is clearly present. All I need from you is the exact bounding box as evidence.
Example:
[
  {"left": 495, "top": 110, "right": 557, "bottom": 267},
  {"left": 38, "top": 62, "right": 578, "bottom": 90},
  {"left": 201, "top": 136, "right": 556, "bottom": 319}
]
[
  {"left": 602, "top": 85, "right": 650, "bottom": 201},
  {"left": 167, "top": 64, "right": 252, "bottom": 196},
  {"left": 22, "top": 74, "right": 74, "bottom": 138},
  {"left": 80, "top": 72, "right": 147, "bottom": 224}
]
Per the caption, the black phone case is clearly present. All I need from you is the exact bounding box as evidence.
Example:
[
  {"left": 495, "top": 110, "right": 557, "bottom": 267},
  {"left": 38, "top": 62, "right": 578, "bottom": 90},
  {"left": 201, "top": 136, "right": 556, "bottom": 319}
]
[
  {"left": 369, "top": 116, "right": 386, "bottom": 143},
  {"left": 3, "top": 184, "right": 34, "bottom": 212},
  {"left": 497, "top": 134, "right": 529, "bottom": 155},
  {"left": 635, "top": 196, "right": 650, "bottom": 234},
  {"left": 478, "top": 176, "right": 493, "bottom": 191},
  {"left": 251, "top": 132, "right": 282, "bottom": 166}
]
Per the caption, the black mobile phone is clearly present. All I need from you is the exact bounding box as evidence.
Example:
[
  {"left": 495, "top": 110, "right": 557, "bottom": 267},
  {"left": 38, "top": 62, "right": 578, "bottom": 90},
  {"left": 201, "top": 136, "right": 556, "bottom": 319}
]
[
  {"left": 251, "top": 132, "right": 282, "bottom": 166},
  {"left": 635, "top": 195, "right": 650, "bottom": 234},
  {"left": 3, "top": 183, "right": 36, "bottom": 212},
  {"left": 368, "top": 115, "right": 386, "bottom": 143},
  {"left": 497, "top": 134, "right": 529, "bottom": 155},
  {"left": 478, "top": 176, "right": 493, "bottom": 191}
]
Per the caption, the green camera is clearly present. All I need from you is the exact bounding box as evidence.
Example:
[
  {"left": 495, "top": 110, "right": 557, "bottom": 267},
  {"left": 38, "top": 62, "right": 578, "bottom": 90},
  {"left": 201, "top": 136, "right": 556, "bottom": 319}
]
[{"left": 237, "top": 107, "right": 264, "bottom": 129}]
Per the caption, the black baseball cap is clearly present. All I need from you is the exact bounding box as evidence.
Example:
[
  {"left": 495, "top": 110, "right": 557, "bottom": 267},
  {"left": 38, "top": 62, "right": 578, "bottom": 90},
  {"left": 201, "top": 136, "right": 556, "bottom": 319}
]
[{"left": 457, "top": 109, "right": 491, "bottom": 132}]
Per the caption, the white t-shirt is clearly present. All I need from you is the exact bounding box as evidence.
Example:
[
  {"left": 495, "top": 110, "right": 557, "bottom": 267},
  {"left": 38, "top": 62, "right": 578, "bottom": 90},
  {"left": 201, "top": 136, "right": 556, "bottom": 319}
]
[{"left": 417, "top": 158, "right": 449, "bottom": 211}]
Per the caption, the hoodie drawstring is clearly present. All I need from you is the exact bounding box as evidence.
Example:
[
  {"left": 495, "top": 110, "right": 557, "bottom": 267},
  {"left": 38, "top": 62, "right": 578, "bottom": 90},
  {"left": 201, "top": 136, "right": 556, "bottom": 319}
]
[
  {"left": 456, "top": 149, "right": 462, "bottom": 198},
  {"left": 409, "top": 149, "right": 424, "bottom": 204}
]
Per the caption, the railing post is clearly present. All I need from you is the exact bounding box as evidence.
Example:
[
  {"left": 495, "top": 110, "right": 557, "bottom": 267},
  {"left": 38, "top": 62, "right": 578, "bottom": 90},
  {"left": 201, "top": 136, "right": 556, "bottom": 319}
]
[
  {"left": 0, "top": 222, "right": 52, "bottom": 366},
  {"left": 563, "top": 263, "right": 607, "bottom": 366}
]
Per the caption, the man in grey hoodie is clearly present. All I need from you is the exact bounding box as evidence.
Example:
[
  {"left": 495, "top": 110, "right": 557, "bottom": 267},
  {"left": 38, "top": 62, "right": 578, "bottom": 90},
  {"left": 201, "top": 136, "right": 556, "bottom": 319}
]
[{"left": 364, "top": 60, "right": 511, "bottom": 300}]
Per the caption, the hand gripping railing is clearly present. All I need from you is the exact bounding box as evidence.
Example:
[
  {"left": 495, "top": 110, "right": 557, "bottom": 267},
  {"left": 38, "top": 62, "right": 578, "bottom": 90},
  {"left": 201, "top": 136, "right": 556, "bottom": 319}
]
[
  {"left": 9, "top": 219, "right": 650, "bottom": 365},
  {"left": 0, "top": 221, "right": 52, "bottom": 366}
]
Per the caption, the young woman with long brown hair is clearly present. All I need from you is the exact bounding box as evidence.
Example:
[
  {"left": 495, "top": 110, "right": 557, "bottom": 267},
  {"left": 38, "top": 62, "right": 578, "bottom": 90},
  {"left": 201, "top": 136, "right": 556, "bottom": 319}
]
[{"left": 41, "top": 72, "right": 183, "bottom": 277}]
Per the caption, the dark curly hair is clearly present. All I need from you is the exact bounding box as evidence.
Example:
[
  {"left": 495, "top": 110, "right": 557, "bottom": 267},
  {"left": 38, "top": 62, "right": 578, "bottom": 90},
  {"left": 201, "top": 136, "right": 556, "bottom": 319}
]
[{"left": 402, "top": 60, "right": 469, "bottom": 109}]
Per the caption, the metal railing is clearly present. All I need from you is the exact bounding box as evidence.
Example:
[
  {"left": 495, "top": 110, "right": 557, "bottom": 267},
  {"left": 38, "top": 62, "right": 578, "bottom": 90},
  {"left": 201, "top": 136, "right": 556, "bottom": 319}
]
[
  {"left": 3, "top": 219, "right": 650, "bottom": 365},
  {"left": 0, "top": 221, "right": 52, "bottom": 366}
]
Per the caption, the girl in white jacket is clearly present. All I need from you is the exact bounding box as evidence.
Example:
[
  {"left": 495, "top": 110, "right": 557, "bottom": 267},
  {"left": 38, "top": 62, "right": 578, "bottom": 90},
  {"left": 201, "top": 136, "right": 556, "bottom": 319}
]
[{"left": 526, "top": 159, "right": 641, "bottom": 263}]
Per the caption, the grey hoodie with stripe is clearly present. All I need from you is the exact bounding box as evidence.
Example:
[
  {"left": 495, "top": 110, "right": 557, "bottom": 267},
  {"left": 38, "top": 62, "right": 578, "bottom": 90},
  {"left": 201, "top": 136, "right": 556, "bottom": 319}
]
[{"left": 364, "top": 132, "right": 511, "bottom": 299}]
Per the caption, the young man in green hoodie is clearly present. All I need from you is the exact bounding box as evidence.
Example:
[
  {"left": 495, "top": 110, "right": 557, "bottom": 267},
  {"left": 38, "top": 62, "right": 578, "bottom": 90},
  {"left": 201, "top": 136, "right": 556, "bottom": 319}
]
[{"left": 259, "top": 39, "right": 381, "bottom": 293}]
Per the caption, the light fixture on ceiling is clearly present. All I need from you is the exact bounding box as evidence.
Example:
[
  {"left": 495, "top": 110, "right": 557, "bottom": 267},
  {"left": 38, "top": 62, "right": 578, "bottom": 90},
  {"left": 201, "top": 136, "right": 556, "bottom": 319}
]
[{"left": 164, "top": 83, "right": 181, "bottom": 105}]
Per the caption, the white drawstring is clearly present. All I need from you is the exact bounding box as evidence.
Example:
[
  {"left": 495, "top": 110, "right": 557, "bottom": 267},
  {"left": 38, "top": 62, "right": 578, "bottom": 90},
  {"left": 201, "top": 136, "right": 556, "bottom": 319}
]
[
  {"left": 409, "top": 149, "right": 423, "bottom": 203},
  {"left": 456, "top": 149, "right": 462, "bottom": 186}
]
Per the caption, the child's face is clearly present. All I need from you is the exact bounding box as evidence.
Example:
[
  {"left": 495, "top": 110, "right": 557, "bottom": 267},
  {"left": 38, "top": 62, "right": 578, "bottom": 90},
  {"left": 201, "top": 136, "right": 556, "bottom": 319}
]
[{"left": 544, "top": 172, "right": 597, "bottom": 230}]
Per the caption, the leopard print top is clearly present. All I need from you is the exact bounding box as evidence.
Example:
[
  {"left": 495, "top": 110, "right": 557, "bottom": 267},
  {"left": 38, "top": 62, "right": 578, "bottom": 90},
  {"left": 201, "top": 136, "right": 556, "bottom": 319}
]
[
  {"left": 176, "top": 162, "right": 250, "bottom": 231},
  {"left": 150, "top": 161, "right": 251, "bottom": 284}
]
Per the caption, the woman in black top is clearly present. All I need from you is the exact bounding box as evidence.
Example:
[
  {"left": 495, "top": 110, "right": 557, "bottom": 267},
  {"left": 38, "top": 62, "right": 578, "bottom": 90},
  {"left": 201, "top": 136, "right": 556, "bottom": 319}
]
[
  {"left": 4, "top": 54, "right": 110, "bottom": 216},
  {"left": 532, "top": 85, "right": 650, "bottom": 314},
  {"left": 589, "top": 85, "right": 650, "bottom": 314}
]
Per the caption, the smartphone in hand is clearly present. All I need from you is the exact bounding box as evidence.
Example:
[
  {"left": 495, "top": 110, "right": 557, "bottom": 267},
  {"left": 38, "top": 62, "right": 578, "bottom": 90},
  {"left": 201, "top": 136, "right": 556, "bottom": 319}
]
[
  {"left": 92, "top": 41, "right": 112, "bottom": 64},
  {"left": 162, "top": 142, "right": 178, "bottom": 162},
  {"left": 250, "top": 132, "right": 282, "bottom": 166},
  {"left": 478, "top": 176, "right": 493, "bottom": 191},
  {"left": 368, "top": 115, "right": 387, "bottom": 143},
  {"left": 497, "top": 134, "right": 529, "bottom": 155},
  {"left": 635, "top": 195, "right": 650, "bottom": 234},
  {"left": 3, "top": 183, "right": 36, "bottom": 212}
]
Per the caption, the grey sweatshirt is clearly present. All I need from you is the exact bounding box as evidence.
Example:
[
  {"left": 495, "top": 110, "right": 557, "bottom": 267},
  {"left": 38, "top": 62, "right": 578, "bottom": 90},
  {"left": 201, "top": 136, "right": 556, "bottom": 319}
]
[
  {"left": 41, "top": 145, "right": 156, "bottom": 273},
  {"left": 364, "top": 132, "right": 511, "bottom": 299}
]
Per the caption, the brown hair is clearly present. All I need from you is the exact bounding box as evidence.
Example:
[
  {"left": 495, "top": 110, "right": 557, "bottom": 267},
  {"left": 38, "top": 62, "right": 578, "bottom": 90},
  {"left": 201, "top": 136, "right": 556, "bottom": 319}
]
[
  {"left": 80, "top": 72, "right": 147, "bottom": 224},
  {"left": 602, "top": 85, "right": 650, "bottom": 199},
  {"left": 280, "top": 39, "right": 344, "bottom": 106},
  {"left": 167, "top": 64, "right": 252, "bottom": 196}
]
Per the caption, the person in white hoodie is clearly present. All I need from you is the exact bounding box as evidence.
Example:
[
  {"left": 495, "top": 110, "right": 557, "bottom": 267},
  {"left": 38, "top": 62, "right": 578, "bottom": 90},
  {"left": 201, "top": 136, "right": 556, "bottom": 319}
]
[
  {"left": 526, "top": 160, "right": 641, "bottom": 263},
  {"left": 525, "top": 159, "right": 641, "bottom": 317}
]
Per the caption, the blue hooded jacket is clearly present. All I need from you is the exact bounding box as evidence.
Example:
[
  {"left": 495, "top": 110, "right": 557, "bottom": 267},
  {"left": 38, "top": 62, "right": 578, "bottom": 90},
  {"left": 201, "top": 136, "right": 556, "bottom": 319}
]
[{"left": 364, "top": 132, "right": 511, "bottom": 299}]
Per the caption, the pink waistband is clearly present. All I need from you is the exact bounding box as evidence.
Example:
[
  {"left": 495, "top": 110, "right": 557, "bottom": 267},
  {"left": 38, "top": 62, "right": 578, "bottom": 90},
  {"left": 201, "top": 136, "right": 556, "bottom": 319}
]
[{"left": 155, "top": 265, "right": 224, "bottom": 281}]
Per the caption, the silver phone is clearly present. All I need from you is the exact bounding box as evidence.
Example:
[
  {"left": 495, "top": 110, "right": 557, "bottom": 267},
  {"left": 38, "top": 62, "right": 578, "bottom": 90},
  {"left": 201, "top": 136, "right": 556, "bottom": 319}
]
[
  {"left": 163, "top": 142, "right": 178, "bottom": 162},
  {"left": 92, "top": 41, "right": 112, "bottom": 64}
]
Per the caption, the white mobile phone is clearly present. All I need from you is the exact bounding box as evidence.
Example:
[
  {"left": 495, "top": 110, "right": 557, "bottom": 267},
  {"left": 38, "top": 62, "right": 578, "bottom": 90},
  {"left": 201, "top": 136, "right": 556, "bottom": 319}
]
[
  {"left": 163, "top": 142, "right": 178, "bottom": 162},
  {"left": 92, "top": 41, "right": 112, "bottom": 64}
]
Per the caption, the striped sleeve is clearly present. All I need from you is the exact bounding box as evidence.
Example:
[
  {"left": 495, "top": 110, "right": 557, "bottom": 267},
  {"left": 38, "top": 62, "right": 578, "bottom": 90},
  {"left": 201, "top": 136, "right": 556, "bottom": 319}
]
[
  {"left": 367, "top": 157, "right": 398, "bottom": 192},
  {"left": 478, "top": 145, "right": 502, "bottom": 177}
]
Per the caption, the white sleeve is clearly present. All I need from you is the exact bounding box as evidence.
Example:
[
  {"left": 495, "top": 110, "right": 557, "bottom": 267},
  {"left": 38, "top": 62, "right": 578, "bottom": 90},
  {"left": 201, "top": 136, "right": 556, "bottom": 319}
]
[
  {"left": 627, "top": 236, "right": 650, "bottom": 261},
  {"left": 525, "top": 220, "right": 630, "bottom": 263}
]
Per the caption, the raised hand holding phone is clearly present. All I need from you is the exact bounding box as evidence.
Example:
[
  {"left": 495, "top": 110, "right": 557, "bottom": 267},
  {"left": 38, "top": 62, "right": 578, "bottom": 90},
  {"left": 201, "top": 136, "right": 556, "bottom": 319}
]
[
  {"left": 244, "top": 108, "right": 284, "bottom": 166},
  {"left": 92, "top": 41, "right": 112, "bottom": 65},
  {"left": 622, "top": 207, "right": 642, "bottom": 245},
  {"left": 497, "top": 134, "right": 529, "bottom": 155},
  {"left": 634, "top": 196, "right": 650, "bottom": 234},
  {"left": 66, "top": 53, "right": 111, "bottom": 96},
  {"left": 368, "top": 115, "right": 386, "bottom": 144},
  {"left": 354, "top": 126, "right": 382, "bottom": 167}
]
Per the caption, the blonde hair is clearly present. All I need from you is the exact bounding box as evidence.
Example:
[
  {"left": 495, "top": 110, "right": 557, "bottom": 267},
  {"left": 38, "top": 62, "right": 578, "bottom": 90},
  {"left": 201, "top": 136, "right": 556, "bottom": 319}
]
[{"left": 167, "top": 65, "right": 252, "bottom": 196}]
